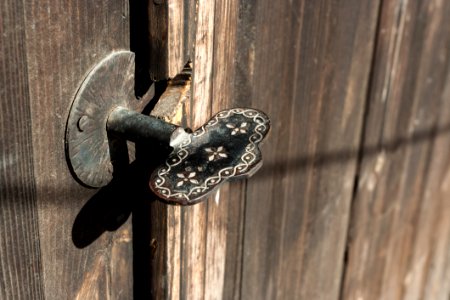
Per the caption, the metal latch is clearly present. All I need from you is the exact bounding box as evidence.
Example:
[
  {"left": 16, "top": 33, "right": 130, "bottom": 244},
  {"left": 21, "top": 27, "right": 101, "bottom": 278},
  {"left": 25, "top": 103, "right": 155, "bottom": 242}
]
[{"left": 65, "top": 51, "right": 270, "bottom": 205}]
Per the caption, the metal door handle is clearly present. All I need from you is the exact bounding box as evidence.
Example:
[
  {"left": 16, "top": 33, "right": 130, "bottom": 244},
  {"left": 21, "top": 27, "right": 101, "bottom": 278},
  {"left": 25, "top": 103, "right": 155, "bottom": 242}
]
[{"left": 65, "top": 51, "right": 270, "bottom": 205}]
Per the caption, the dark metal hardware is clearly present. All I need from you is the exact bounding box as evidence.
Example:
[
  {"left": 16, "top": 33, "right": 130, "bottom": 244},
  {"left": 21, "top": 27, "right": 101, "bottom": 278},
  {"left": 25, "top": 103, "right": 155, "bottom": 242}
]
[
  {"left": 149, "top": 107, "right": 269, "bottom": 205},
  {"left": 107, "top": 107, "right": 178, "bottom": 144},
  {"left": 65, "top": 51, "right": 270, "bottom": 205}
]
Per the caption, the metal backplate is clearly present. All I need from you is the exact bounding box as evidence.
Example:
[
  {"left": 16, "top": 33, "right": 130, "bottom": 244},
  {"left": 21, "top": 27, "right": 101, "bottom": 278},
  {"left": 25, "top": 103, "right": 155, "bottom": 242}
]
[{"left": 65, "top": 51, "right": 153, "bottom": 188}]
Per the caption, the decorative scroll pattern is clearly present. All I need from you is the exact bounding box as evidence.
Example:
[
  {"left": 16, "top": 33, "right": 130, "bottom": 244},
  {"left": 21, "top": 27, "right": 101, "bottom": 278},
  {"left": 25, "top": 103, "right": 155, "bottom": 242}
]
[{"left": 150, "top": 108, "right": 270, "bottom": 205}]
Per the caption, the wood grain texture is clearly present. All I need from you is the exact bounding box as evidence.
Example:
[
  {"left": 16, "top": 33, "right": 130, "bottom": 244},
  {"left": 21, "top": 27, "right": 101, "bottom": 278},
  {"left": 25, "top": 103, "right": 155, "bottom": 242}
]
[
  {"left": 204, "top": 1, "right": 241, "bottom": 298},
  {"left": 148, "top": 0, "right": 195, "bottom": 80},
  {"left": 145, "top": 73, "right": 190, "bottom": 299},
  {"left": 0, "top": 0, "right": 44, "bottom": 298},
  {"left": 148, "top": 1, "right": 242, "bottom": 298},
  {"left": 180, "top": 1, "right": 216, "bottom": 298},
  {"left": 241, "top": 1, "right": 381, "bottom": 299},
  {"left": 23, "top": 1, "right": 133, "bottom": 299},
  {"left": 2, "top": 0, "right": 450, "bottom": 298},
  {"left": 342, "top": 1, "right": 450, "bottom": 299},
  {"left": 177, "top": 1, "right": 243, "bottom": 299}
]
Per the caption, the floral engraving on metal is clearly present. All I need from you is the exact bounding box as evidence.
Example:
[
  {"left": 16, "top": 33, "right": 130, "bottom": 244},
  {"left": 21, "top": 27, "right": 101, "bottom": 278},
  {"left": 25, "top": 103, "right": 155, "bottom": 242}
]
[{"left": 149, "top": 108, "right": 270, "bottom": 205}]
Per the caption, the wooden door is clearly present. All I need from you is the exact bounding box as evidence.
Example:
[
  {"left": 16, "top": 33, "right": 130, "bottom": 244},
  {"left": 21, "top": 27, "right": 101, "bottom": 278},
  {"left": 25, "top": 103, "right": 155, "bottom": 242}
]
[
  {"left": 1, "top": 1, "right": 133, "bottom": 299},
  {"left": 1, "top": 1, "right": 450, "bottom": 300}
]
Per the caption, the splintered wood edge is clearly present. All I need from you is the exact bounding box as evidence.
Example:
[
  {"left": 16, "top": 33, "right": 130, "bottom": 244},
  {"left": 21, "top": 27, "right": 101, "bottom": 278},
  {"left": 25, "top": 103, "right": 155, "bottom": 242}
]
[
  {"left": 147, "top": 64, "right": 191, "bottom": 300},
  {"left": 151, "top": 65, "right": 191, "bottom": 126}
]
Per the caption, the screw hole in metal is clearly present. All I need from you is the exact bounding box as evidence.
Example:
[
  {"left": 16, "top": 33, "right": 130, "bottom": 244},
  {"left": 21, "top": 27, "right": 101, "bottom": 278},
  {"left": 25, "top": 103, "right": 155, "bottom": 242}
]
[{"left": 77, "top": 116, "right": 88, "bottom": 132}]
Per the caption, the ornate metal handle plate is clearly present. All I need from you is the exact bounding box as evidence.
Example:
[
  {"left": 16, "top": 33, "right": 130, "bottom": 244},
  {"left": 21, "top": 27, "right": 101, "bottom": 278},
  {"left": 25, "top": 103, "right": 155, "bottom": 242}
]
[{"left": 150, "top": 108, "right": 269, "bottom": 205}]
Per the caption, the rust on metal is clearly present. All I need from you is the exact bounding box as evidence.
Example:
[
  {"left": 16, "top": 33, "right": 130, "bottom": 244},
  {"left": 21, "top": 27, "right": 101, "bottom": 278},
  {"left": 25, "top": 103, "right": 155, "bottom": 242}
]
[{"left": 65, "top": 51, "right": 154, "bottom": 188}]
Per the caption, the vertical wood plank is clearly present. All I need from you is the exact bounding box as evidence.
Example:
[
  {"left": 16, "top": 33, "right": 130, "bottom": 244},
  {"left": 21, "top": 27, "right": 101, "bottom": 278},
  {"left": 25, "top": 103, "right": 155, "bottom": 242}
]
[
  {"left": 180, "top": 1, "right": 215, "bottom": 299},
  {"left": 203, "top": 191, "right": 228, "bottom": 300},
  {"left": 420, "top": 70, "right": 450, "bottom": 299},
  {"left": 240, "top": 1, "right": 381, "bottom": 299},
  {"left": 342, "top": 1, "right": 450, "bottom": 299},
  {"left": 167, "top": 0, "right": 184, "bottom": 76},
  {"left": 152, "top": 1, "right": 243, "bottom": 298},
  {"left": 165, "top": 205, "right": 182, "bottom": 299},
  {"left": 417, "top": 79, "right": 450, "bottom": 300},
  {"left": 148, "top": 0, "right": 169, "bottom": 79},
  {"left": 190, "top": 0, "right": 215, "bottom": 129},
  {"left": 0, "top": 0, "right": 44, "bottom": 298},
  {"left": 148, "top": 0, "right": 194, "bottom": 80},
  {"left": 221, "top": 182, "right": 247, "bottom": 300},
  {"left": 23, "top": 1, "right": 133, "bottom": 298},
  {"left": 146, "top": 76, "right": 191, "bottom": 299},
  {"left": 204, "top": 0, "right": 240, "bottom": 299}
]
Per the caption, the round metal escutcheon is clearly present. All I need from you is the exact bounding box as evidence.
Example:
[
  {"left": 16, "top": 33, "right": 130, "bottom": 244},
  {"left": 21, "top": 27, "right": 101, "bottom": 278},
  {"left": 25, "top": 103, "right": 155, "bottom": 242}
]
[{"left": 65, "top": 51, "right": 153, "bottom": 188}]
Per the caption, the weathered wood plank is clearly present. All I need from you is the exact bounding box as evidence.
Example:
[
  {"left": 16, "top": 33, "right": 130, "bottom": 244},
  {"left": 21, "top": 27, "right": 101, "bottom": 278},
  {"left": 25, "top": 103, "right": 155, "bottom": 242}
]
[
  {"left": 178, "top": 1, "right": 216, "bottom": 299},
  {"left": 22, "top": 1, "right": 133, "bottom": 298},
  {"left": 240, "top": 1, "right": 381, "bottom": 299},
  {"left": 0, "top": 0, "right": 44, "bottom": 298},
  {"left": 418, "top": 79, "right": 450, "bottom": 300},
  {"left": 342, "top": 1, "right": 450, "bottom": 299},
  {"left": 146, "top": 73, "right": 190, "bottom": 299},
  {"left": 148, "top": 0, "right": 194, "bottom": 80},
  {"left": 149, "top": 0, "right": 243, "bottom": 298},
  {"left": 204, "top": 0, "right": 241, "bottom": 299}
]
